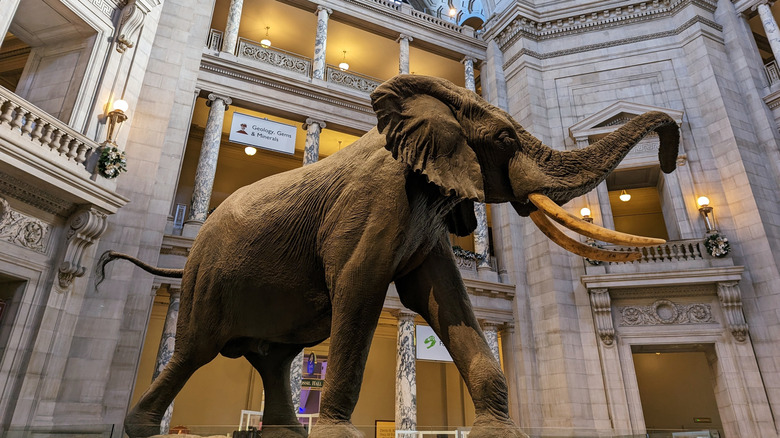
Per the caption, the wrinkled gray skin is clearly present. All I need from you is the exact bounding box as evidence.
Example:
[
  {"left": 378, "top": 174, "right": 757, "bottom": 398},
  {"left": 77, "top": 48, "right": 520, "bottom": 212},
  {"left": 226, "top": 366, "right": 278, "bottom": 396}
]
[{"left": 118, "top": 75, "right": 678, "bottom": 437}]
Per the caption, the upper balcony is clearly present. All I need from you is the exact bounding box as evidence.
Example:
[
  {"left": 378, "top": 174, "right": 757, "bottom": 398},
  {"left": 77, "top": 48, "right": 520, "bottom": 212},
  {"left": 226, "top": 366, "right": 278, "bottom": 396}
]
[{"left": 0, "top": 85, "right": 127, "bottom": 216}]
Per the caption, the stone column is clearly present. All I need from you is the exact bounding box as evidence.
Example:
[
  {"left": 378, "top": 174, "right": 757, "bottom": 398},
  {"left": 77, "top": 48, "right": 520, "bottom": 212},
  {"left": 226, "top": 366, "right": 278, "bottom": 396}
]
[
  {"left": 394, "top": 310, "right": 417, "bottom": 437},
  {"left": 290, "top": 350, "right": 304, "bottom": 412},
  {"left": 221, "top": 0, "right": 244, "bottom": 54},
  {"left": 397, "top": 34, "right": 413, "bottom": 75},
  {"left": 183, "top": 93, "right": 231, "bottom": 237},
  {"left": 153, "top": 288, "right": 181, "bottom": 435},
  {"left": 463, "top": 56, "right": 476, "bottom": 92},
  {"left": 757, "top": 1, "right": 780, "bottom": 65},
  {"left": 312, "top": 6, "right": 332, "bottom": 80},
  {"left": 303, "top": 118, "right": 326, "bottom": 165},
  {"left": 480, "top": 320, "right": 501, "bottom": 364},
  {"left": 0, "top": 0, "right": 22, "bottom": 48}
]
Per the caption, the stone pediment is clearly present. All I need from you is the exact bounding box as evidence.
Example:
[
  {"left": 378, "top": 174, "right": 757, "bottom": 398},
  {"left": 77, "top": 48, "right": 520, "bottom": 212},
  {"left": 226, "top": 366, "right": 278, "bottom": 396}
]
[{"left": 569, "top": 101, "right": 684, "bottom": 142}]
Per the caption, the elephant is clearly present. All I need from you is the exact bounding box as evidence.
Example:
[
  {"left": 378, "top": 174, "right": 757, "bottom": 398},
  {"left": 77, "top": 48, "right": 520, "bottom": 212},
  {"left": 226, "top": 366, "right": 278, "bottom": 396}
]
[{"left": 99, "top": 74, "right": 679, "bottom": 438}]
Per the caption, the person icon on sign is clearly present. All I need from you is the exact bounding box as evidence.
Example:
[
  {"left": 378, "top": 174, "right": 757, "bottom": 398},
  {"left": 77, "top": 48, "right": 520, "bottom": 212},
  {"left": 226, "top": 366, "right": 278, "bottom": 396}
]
[{"left": 237, "top": 123, "right": 248, "bottom": 134}]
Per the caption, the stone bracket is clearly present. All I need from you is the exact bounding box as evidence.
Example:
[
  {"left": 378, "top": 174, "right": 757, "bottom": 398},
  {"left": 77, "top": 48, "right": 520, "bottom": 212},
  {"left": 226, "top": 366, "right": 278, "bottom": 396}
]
[
  {"left": 716, "top": 281, "right": 749, "bottom": 342},
  {"left": 116, "top": 0, "right": 148, "bottom": 53},
  {"left": 58, "top": 206, "right": 109, "bottom": 290},
  {"left": 589, "top": 288, "right": 615, "bottom": 345}
]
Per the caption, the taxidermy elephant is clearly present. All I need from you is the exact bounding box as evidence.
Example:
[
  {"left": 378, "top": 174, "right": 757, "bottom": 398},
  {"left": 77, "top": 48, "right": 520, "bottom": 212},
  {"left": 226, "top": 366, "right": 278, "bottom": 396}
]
[{"left": 100, "top": 75, "right": 679, "bottom": 437}]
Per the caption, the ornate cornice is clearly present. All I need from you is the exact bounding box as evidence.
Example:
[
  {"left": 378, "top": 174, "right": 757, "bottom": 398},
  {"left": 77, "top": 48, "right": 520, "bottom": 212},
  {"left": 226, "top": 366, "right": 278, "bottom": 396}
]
[
  {"left": 0, "top": 170, "right": 74, "bottom": 217},
  {"left": 503, "top": 15, "right": 721, "bottom": 69},
  {"left": 496, "top": 0, "right": 718, "bottom": 51}
]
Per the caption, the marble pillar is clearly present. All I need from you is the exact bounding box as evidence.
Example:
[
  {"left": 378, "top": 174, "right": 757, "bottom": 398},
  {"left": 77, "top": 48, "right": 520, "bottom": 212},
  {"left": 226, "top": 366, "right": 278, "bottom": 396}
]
[
  {"left": 290, "top": 350, "right": 304, "bottom": 412},
  {"left": 397, "top": 34, "right": 412, "bottom": 75},
  {"left": 463, "top": 56, "right": 476, "bottom": 92},
  {"left": 153, "top": 288, "right": 181, "bottom": 435},
  {"left": 221, "top": 0, "right": 243, "bottom": 54},
  {"left": 303, "top": 118, "right": 326, "bottom": 165},
  {"left": 757, "top": 1, "right": 780, "bottom": 65},
  {"left": 184, "top": 93, "right": 230, "bottom": 237},
  {"left": 480, "top": 321, "right": 501, "bottom": 364},
  {"left": 312, "top": 6, "right": 332, "bottom": 80},
  {"left": 394, "top": 310, "right": 417, "bottom": 437}
]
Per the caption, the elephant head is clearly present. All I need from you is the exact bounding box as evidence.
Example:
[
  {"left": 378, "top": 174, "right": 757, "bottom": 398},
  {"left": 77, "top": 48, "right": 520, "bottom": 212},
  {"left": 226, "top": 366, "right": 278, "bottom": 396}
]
[{"left": 371, "top": 75, "right": 679, "bottom": 262}]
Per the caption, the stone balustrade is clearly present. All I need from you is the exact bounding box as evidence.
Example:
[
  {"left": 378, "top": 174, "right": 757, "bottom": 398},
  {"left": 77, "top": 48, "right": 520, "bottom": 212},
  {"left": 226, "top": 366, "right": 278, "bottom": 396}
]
[
  {"left": 236, "top": 38, "right": 313, "bottom": 77},
  {"left": 0, "top": 85, "right": 97, "bottom": 171},
  {"left": 325, "top": 65, "right": 382, "bottom": 93},
  {"left": 766, "top": 60, "right": 779, "bottom": 85},
  {"left": 602, "top": 238, "right": 704, "bottom": 264}
]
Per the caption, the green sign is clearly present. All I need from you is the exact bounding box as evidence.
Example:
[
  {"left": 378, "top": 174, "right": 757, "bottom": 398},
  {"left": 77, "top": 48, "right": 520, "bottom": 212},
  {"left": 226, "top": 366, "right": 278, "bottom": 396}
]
[{"left": 302, "top": 378, "right": 324, "bottom": 388}]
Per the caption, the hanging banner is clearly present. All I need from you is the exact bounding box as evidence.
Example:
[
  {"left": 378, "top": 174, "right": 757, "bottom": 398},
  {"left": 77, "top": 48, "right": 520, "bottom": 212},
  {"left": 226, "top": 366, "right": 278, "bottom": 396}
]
[
  {"left": 229, "top": 112, "right": 297, "bottom": 155},
  {"left": 415, "top": 325, "right": 452, "bottom": 362}
]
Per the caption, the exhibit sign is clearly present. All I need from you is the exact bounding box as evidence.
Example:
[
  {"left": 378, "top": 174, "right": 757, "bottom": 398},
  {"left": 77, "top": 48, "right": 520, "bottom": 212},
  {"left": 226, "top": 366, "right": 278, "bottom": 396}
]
[
  {"left": 415, "top": 325, "right": 452, "bottom": 362},
  {"left": 375, "top": 420, "right": 395, "bottom": 438},
  {"left": 301, "top": 378, "right": 324, "bottom": 389},
  {"left": 229, "top": 112, "right": 297, "bottom": 154}
]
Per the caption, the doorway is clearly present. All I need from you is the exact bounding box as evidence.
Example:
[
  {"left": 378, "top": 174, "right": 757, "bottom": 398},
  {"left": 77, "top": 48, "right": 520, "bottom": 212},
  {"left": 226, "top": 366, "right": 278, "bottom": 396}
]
[{"left": 632, "top": 345, "right": 723, "bottom": 437}]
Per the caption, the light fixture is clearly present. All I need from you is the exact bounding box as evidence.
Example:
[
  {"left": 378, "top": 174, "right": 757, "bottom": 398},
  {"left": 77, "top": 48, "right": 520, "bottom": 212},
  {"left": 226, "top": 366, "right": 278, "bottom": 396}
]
[
  {"left": 697, "top": 195, "right": 716, "bottom": 233},
  {"left": 245, "top": 146, "right": 257, "bottom": 156},
  {"left": 338, "top": 50, "right": 349, "bottom": 71},
  {"left": 260, "top": 27, "right": 271, "bottom": 48},
  {"left": 104, "top": 98, "right": 129, "bottom": 146},
  {"left": 580, "top": 207, "right": 592, "bottom": 223},
  {"left": 619, "top": 189, "right": 631, "bottom": 202},
  {"left": 449, "top": 7, "right": 457, "bottom": 17}
]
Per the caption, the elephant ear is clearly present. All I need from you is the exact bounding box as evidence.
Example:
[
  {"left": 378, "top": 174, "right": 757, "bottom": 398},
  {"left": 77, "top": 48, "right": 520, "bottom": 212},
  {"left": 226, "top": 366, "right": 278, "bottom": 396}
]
[{"left": 371, "top": 75, "right": 484, "bottom": 201}]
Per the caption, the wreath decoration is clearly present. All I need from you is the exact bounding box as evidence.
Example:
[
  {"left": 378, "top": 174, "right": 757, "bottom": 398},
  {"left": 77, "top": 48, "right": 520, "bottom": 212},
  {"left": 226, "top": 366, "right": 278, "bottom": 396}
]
[
  {"left": 704, "top": 233, "right": 730, "bottom": 258},
  {"left": 98, "top": 146, "right": 127, "bottom": 179}
]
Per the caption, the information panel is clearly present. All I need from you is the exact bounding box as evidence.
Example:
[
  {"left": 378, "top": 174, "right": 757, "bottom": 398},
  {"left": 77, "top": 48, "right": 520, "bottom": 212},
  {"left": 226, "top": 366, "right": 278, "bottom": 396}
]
[
  {"left": 415, "top": 325, "right": 452, "bottom": 362},
  {"left": 229, "top": 112, "right": 297, "bottom": 154}
]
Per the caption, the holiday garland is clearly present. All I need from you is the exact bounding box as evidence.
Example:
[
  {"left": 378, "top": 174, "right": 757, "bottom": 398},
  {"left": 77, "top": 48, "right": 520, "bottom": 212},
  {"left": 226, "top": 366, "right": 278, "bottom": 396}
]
[{"left": 98, "top": 146, "right": 127, "bottom": 179}]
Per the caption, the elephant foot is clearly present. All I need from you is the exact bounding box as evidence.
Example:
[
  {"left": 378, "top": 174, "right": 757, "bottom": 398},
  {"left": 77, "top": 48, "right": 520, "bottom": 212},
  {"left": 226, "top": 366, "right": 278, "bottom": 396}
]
[
  {"left": 262, "top": 424, "right": 308, "bottom": 438},
  {"left": 467, "top": 417, "right": 528, "bottom": 438},
  {"left": 124, "top": 415, "right": 161, "bottom": 438},
  {"left": 308, "top": 421, "right": 363, "bottom": 438}
]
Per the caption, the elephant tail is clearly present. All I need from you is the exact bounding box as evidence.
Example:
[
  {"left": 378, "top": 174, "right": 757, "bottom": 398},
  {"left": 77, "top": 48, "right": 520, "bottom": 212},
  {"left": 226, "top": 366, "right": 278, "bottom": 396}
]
[{"left": 95, "top": 250, "right": 184, "bottom": 291}]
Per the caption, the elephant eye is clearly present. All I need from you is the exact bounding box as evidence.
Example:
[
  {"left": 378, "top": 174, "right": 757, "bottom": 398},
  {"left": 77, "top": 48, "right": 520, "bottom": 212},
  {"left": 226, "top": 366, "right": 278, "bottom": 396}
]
[{"left": 496, "top": 130, "right": 515, "bottom": 148}]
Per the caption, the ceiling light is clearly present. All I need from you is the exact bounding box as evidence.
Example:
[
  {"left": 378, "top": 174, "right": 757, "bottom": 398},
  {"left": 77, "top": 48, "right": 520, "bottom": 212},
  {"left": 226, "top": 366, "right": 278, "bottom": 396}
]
[
  {"left": 338, "top": 50, "right": 349, "bottom": 71},
  {"left": 449, "top": 7, "right": 457, "bottom": 16},
  {"left": 260, "top": 26, "right": 271, "bottom": 48},
  {"left": 619, "top": 190, "right": 631, "bottom": 202},
  {"left": 245, "top": 146, "right": 257, "bottom": 156}
]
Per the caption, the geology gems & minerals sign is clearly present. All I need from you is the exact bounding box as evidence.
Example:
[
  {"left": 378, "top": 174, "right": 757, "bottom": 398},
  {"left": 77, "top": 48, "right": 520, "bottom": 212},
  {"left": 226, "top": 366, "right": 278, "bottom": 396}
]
[{"left": 229, "top": 112, "right": 297, "bottom": 154}]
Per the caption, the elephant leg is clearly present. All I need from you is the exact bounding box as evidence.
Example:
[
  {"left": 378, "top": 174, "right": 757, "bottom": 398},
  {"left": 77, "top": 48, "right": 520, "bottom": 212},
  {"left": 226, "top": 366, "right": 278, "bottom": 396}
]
[
  {"left": 125, "top": 340, "right": 220, "bottom": 437},
  {"left": 309, "top": 271, "right": 389, "bottom": 438},
  {"left": 395, "top": 237, "right": 526, "bottom": 438},
  {"left": 246, "top": 344, "right": 307, "bottom": 438}
]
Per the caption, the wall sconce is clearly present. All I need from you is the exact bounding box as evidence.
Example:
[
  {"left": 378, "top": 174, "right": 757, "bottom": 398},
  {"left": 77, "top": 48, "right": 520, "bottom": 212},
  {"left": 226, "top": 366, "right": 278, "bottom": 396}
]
[
  {"left": 697, "top": 196, "right": 716, "bottom": 233},
  {"left": 619, "top": 189, "right": 631, "bottom": 202},
  {"left": 580, "top": 207, "right": 593, "bottom": 223},
  {"left": 104, "top": 99, "right": 129, "bottom": 146},
  {"left": 338, "top": 51, "right": 350, "bottom": 71},
  {"left": 261, "top": 27, "right": 272, "bottom": 48}
]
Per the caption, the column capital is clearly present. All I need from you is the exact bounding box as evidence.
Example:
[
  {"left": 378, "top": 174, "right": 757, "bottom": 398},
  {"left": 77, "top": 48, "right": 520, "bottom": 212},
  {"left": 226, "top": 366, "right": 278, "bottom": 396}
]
[
  {"left": 304, "top": 118, "right": 327, "bottom": 130},
  {"left": 315, "top": 5, "right": 333, "bottom": 15},
  {"left": 396, "top": 33, "right": 413, "bottom": 43},
  {"left": 479, "top": 319, "right": 503, "bottom": 331},
  {"left": 168, "top": 287, "right": 182, "bottom": 300},
  {"left": 751, "top": 0, "right": 774, "bottom": 11},
  {"left": 391, "top": 309, "right": 417, "bottom": 321},
  {"left": 206, "top": 93, "right": 232, "bottom": 109},
  {"left": 461, "top": 56, "right": 475, "bottom": 65},
  {"left": 499, "top": 322, "right": 515, "bottom": 335}
]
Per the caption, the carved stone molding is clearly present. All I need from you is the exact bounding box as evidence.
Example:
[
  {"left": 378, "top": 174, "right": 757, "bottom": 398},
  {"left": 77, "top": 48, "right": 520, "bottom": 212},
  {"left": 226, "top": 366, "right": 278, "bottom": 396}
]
[
  {"left": 116, "top": 0, "right": 147, "bottom": 53},
  {"left": 589, "top": 288, "right": 615, "bottom": 345},
  {"left": 716, "top": 281, "right": 749, "bottom": 342},
  {"left": 618, "top": 300, "right": 716, "bottom": 326},
  {"left": 58, "top": 206, "right": 109, "bottom": 290},
  {"left": 0, "top": 197, "right": 51, "bottom": 254},
  {"left": 0, "top": 170, "right": 74, "bottom": 217}
]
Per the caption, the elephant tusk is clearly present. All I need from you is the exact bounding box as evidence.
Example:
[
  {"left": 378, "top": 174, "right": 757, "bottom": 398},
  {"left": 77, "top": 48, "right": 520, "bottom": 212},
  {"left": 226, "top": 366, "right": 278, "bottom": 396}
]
[
  {"left": 529, "top": 211, "right": 642, "bottom": 262},
  {"left": 528, "top": 193, "right": 666, "bottom": 247}
]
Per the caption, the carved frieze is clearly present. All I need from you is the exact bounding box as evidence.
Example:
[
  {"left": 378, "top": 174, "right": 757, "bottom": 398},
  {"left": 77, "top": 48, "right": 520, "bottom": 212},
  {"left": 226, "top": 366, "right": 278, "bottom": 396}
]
[
  {"left": 0, "top": 197, "right": 51, "bottom": 254},
  {"left": 618, "top": 300, "right": 716, "bottom": 326},
  {"left": 237, "top": 41, "right": 312, "bottom": 77},
  {"left": 326, "top": 68, "right": 381, "bottom": 93}
]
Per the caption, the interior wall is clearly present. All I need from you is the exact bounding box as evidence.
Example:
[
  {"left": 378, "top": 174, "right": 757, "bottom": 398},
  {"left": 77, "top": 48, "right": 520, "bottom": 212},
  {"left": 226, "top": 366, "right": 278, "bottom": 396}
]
[
  {"left": 633, "top": 352, "right": 723, "bottom": 435},
  {"left": 417, "top": 361, "right": 475, "bottom": 430},
  {"left": 352, "top": 336, "right": 395, "bottom": 433}
]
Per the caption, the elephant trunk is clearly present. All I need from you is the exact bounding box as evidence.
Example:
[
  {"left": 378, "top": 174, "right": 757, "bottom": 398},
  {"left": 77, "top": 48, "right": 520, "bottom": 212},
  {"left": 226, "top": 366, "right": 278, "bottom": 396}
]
[{"left": 509, "top": 111, "right": 679, "bottom": 215}]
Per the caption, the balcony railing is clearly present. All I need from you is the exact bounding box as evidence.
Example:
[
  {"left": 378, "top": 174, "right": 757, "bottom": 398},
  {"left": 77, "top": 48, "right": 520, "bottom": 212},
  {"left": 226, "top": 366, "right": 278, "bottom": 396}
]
[
  {"left": 602, "top": 238, "right": 704, "bottom": 264},
  {"left": 0, "top": 86, "right": 97, "bottom": 171},
  {"left": 325, "top": 65, "right": 382, "bottom": 93},
  {"left": 207, "top": 29, "right": 223, "bottom": 52},
  {"left": 236, "top": 37, "right": 312, "bottom": 77},
  {"left": 766, "top": 60, "right": 780, "bottom": 85}
]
